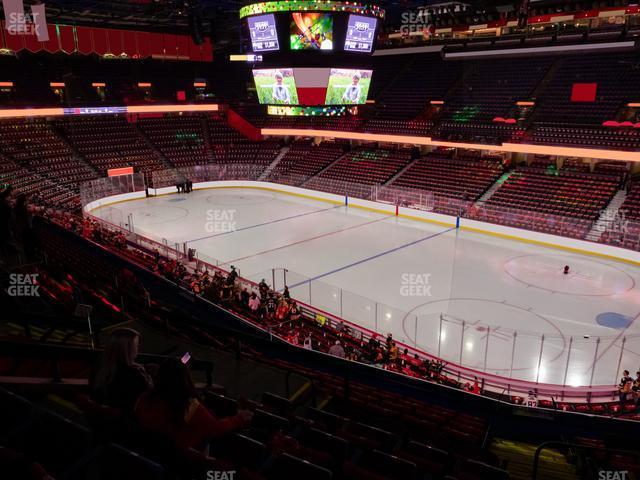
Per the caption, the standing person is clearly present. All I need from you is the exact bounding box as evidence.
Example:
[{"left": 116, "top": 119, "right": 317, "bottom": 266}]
[
  {"left": 288, "top": 301, "right": 301, "bottom": 323},
  {"left": 282, "top": 286, "right": 290, "bottom": 300},
  {"left": 632, "top": 371, "right": 640, "bottom": 409},
  {"left": 258, "top": 279, "right": 269, "bottom": 299},
  {"left": 303, "top": 334, "right": 313, "bottom": 350},
  {"left": 386, "top": 333, "right": 393, "bottom": 351},
  {"left": 92, "top": 328, "right": 152, "bottom": 413},
  {"left": 248, "top": 292, "right": 260, "bottom": 315},
  {"left": 275, "top": 297, "right": 289, "bottom": 322},
  {"left": 239, "top": 287, "right": 250, "bottom": 307},
  {"left": 619, "top": 370, "right": 633, "bottom": 409},
  {"left": 135, "top": 358, "right": 251, "bottom": 452},
  {"left": 265, "top": 293, "right": 277, "bottom": 321},
  {"left": 328, "top": 340, "right": 345, "bottom": 359},
  {"left": 226, "top": 266, "right": 238, "bottom": 286},
  {"left": 388, "top": 342, "right": 399, "bottom": 364}
]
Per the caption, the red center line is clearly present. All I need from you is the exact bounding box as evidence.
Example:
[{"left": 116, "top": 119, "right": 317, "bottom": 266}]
[{"left": 219, "top": 214, "right": 395, "bottom": 266}]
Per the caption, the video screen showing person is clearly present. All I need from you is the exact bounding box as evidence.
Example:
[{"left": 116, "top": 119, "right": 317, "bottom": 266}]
[
  {"left": 253, "top": 68, "right": 299, "bottom": 105},
  {"left": 324, "top": 69, "right": 373, "bottom": 105},
  {"left": 344, "top": 15, "right": 377, "bottom": 53},
  {"left": 290, "top": 12, "right": 333, "bottom": 51},
  {"left": 247, "top": 14, "right": 280, "bottom": 52}
]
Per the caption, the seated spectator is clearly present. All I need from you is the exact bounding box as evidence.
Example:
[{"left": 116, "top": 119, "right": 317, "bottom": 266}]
[
  {"left": 328, "top": 340, "right": 345, "bottom": 359},
  {"left": 135, "top": 358, "right": 251, "bottom": 452},
  {"left": 92, "top": 327, "right": 152, "bottom": 413}
]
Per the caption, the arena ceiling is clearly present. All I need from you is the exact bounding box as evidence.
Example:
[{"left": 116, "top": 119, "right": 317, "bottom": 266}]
[{"left": 8, "top": 0, "right": 526, "bottom": 51}]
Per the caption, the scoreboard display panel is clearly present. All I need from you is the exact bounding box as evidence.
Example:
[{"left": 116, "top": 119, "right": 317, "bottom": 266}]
[
  {"left": 344, "top": 15, "right": 377, "bottom": 53},
  {"left": 248, "top": 14, "right": 280, "bottom": 52}
]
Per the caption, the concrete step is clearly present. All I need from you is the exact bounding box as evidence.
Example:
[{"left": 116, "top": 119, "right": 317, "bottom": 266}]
[
  {"left": 586, "top": 189, "right": 627, "bottom": 242},
  {"left": 475, "top": 171, "right": 512, "bottom": 206},
  {"left": 259, "top": 146, "right": 290, "bottom": 181}
]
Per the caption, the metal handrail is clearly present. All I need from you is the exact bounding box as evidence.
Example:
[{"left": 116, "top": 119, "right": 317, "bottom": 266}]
[{"left": 532, "top": 441, "right": 640, "bottom": 480}]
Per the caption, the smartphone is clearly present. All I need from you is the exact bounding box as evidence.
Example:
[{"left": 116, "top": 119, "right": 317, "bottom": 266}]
[{"left": 180, "top": 352, "right": 191, "bottom": 364}]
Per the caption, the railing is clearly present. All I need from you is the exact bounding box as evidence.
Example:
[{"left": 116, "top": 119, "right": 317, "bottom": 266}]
[
  {"left": 77, "top": 165, "right": 640, "bottom": 403},
  {"left": 247, "top": 267, "right": 637, "bottom": 392},
  {"left": 150, "top": 164, "right": 265, "bottom": 189},
  {"left": 532, "top": 441, "right": 640, "bottom": 480},
  {"left": 77, "top": 210, "right": 622, "bottom": 404}
]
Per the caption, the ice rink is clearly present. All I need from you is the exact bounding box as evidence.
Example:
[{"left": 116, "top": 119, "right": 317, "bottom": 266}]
[{"left": 92, "top": 187, "right": 640, "bottom": 387}]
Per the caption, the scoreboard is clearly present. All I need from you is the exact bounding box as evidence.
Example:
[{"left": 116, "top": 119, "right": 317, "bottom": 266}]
[
  {"left": 344, "top": 15, "right": 377, "bottom": 53},
  {"left": 241, "top": 1, "right": 383, "bottom": 55},
  {"left": 248, "top": 14, "right": 280, "bottom": 52}
]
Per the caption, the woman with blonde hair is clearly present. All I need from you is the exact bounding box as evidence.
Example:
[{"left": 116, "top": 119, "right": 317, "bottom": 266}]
[{"left": 92, "top": 327, "right": 152, "bottom": 413}]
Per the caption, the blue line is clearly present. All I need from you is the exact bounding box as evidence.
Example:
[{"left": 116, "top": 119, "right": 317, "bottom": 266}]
[
  {"left": 289, "top": 226, "right": 457, "bottom": 289},
  {"left": 186, "top": 204, "right": 343, "bottom": 244}
]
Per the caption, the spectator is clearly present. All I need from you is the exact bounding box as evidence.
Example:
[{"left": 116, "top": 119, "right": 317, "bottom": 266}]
[
  {"left": 389, "top": 342, "right": 399, "bottom": 363},
  {"left": 328, "top": 340, "right": 345, "bottom": 359},
  {"left": 282, "top": 285, "right": 290, "bottom": 300},
  {"left": 248, "top": 292, "right": 260, "bottom": 314},
  {"left": 275, "top": 297, "right": 289, "bottom": 321},
  {"left": 92, "top": 328, "right": 152, "bottom": 413},
  {"left": 632, "top": 371, "right": 640, "bottom": 408},
  {"left": 288, "top": 301, "right": 301, "bottom": 322},
  {"left": 239, "top": 287, "right": 250, "bottom": 306},
  {"left": 135, "top": 358, "right": 251, "bottom": 452},
  {"left": 264, "top": 293, "right": 277, "bottom": 320},
  {"left": 226, "top": 265, "right": 238, "bottom": 286},
  {"left": 303, "top": 334, "right": 313, "bottom": 350},
  {"left": 618, "top": 369, "right": 633, "bottom": 408},
  {"left": 258, "top": 279, "right": 269, "bottom": 298}
]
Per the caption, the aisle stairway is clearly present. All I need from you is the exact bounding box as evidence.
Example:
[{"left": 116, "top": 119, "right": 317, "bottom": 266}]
[
  {"left": 475, "top": 172, "right": 513, "bottom": 206},
  {"left": 585, "top": 189, "right": 627, "bottom": 242},
  {"left": 258, "top": 146, "right": 290, "bottom": 181}
]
